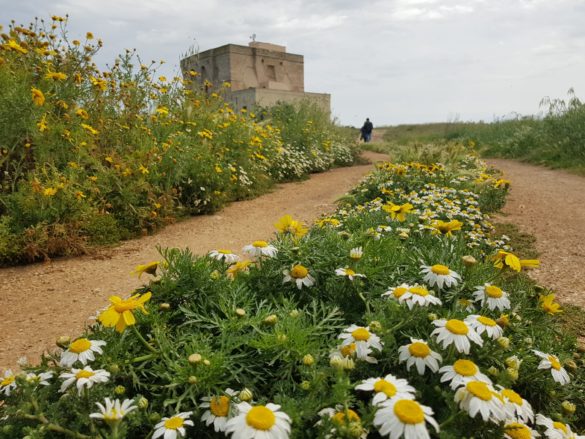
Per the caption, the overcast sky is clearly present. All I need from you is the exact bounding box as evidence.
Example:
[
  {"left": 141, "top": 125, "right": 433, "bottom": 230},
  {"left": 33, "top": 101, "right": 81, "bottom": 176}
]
[{"left": 3, "top": 0, "right": 585, "bottom": 126}]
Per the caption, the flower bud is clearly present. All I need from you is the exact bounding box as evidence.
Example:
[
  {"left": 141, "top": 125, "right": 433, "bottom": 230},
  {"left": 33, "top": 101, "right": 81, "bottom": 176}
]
[
  {"left": 239, "top": 388, "right": 253, "bottom": 402},
  {"left": 210, "top": 270, "right": 221, "bottom": 280},
  {"left": 277, "top": 334, "right": 287, "bottom": 343},
  {"left": 159, "top": 303, "right": 171, "bottom": 311},
  {"left": 398, "top": 231, "right": 409, "bottom": 240},
  {"left": 289, "top": 309, "right": 300, "bottom": 318},
  {"left": 369, "top": 321, "right": 382, "bottom": 332},
  {"left": 427, "top": 313, "right": 438, "bottom": 322},
  {"left": 348, "top": 423, "right": 365, "bottom": 439},
  {"left": 137, "top": 396, "right": 149, "bottom": 409},
  {"left": 188, "top": 375, "right": 198, "bottom": 384},
  {"left": 523, "top": 337, "right": 533, "bottom": 347},
  {"left": 564, "top": 359, "right": 578, "bottom": 371},
  {"left": 114, "top": 385, "right": 126, "bottom": 395},
  {"left": 149, "top": 413, "right": 161, "bottom": 423},
  {"left": 56, "top": 336, "right": 71, "bottom": 348},
  {"left": 235, "top": 308, "right": 246, "bottom": 317},
  {"left": 462, "top": 255, "right": 477, "bottom": 266},
  {"left": 487, "top": 366, "right": 499, "bottom": 376},
  {"left": 302, "top": 354, "right": 315, "bottom": 366},
  {"left": 188, "top": 353, "right": 202, "bottom": 364},
  {"left": 506, "top": 367, "right": 518, "bottom": 381},
  {"left": 504, "top": 356, "right": 521, "bottom": 370},
  {"left": 497, "top": 336, "right": 510, "bottom": 350},
  {"left": 203, "top": 359, "right": 211, "bottom": 366},
  {"left": 561, "top": 401, "right": 576, "bottom": 415},
  {"left": 300, "top": 380, "right": 311, "bottom": 390},
  {"left": 263, "top": 314, "right": 278, "bottom": 325},
  {"left": 496, "top": 314, "right": 510, "bottom": 328}
]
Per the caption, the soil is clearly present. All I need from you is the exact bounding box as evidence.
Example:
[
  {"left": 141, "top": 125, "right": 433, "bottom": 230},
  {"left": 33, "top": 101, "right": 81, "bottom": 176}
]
[
  {"left": 0, "top": 151, "right": 388, "bottom": 370},
  {"left": 1, "top": 152, "right": 584, "bottom": 371},
  {"left": 487, "top": 159, "right": 585, "bottom": 309}
]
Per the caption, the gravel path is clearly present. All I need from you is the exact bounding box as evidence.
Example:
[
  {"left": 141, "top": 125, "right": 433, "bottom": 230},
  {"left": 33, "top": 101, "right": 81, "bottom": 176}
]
[
  {"left": 0, "top": 151, "right": 388, "bottom": 369},
  {"left": 488, "top": 159, "right": 585, "bottom": 308}
]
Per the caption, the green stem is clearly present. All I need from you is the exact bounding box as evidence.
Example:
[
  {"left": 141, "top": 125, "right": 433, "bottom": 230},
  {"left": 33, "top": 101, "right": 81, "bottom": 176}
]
[
  {"left": 358, "top": 292, "right": 371, "bottom": 314},
  {"left": 131, "top": 325, "right": 158, "bottom": 354},
  {"left": 126, "top": 353, "right": 158, "bottom": 364},
  {"left": 21, "top": 414, "right": 92, "bottom": 439},
  {"left": 439, "top": 411, "right": 459, "bottom": 429}
]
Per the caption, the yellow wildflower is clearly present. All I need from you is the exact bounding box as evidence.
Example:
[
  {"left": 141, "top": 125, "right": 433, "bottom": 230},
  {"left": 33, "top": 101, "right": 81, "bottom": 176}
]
[
  {"left": 138, "top": 165, "right": 149, "bottom": 175},
  {"left": 131, "top": 262, "right": 159, "bottom": 278},
  {"left": 431, "top": 219, "right": 463, "bottom": 237},
  {"left": 75, "top": 191, "right": 86, "bottom": 200},
  {"left": 86, "top": 32, "right": 94, "bottom": 40},
  {"left": 382, "top": 202, "right": 414, "bottom": 222},
  {"left": 37, "top": 114, "right": 48, "bottom": 132},
  {"left": 274, "top": 214, "right": 308, "bottom": 238},
  {"left": 98, "top": 292, "right": 151, "bottom": 332},
  {"left": 539, "top": 294, "right": 562, "bottom": 315},
  {"left": 75, "top": 108, "right": 89, "bottom": 119},
  {"left": 81, "top": 124, "right": 99, "bottom": 135},
  {"left": 5, "top": 40, "right": 28, "bottom": 54},
  {"left": 31, "top": 87, "right": 45, "bottom": 106},
  {"left": 43, "top": 187, "right": 58, "bottom": 197},
  {"left": 226, "top": 260, "right": 252, "bottom": 279},
  {"left": 493, "top": 250, "right": 539, "bottom": 272},
  {"left": 45, "top": 71, "right": 68, "bottom": 81}
]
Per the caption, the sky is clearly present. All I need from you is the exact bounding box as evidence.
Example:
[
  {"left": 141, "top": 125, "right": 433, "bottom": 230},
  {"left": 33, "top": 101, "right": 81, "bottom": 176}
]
[{"left": 3, "top": 0, "right": 585, "bottom": 126}]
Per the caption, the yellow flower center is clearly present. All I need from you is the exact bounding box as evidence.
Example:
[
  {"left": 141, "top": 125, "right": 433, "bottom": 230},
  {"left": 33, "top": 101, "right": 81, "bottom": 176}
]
[
  {"left": 69, "top": 338, "right": 91, "bottom": 353},
  {"left": 218, "top": 249, "right": 232, "bottom": 254},
  {"left": 553, "top": 422, "right": 568, "bottom": 433},
  {"left": 393, "top": 287, "right": 408, "bottom": 298},
  {"left": 75, "top": 370, "right": 95, "bottom": 379},
  {"left": 351, "top": 328, "right": 370, "bottom": 341},
  {"left": 453, "top": 359, "right": 478, "bottom": 376},
  {"left": 485, "top": 285, "right": 503, "bottom": 298},
  {"left": 466, "top": 381, "right": 493, "bottom": 401},
  {"left": 1, "top": 376, "right": 15, "bottom": 386},
  {"left": 477, "top": 316, "right": 497, "bottom": 327},
  {"left": 504, "top": 423, "right": 531, "bottom": 439},
  {"left": 332, "top": 409, "right": 360, "bottom": 426},
  {"left": 445, "top": 319, "right": 469, "bottom": 335},
  {"left": 548, "top": 355, "right": 561, "bottom": 370},
  {"left": 164, "top": 416, "right": 185, "bottom": 430},
  {"left": 373, "top": 379, "right": 397, "bottom": 397},
  {"left": 501, "top": 389, "right": 523, "bottom": 405},
  {"left": 246, "top": 406, "right": 276, "bottom": 430},
  {"left": 344, "top": 268, "right": 356, "bottom": 276},
  {"left": 430, "top": 264, "right": 450, "bottom": 275},
  {"left": 210, "top": 396, "right": 230, "bottom": 417},
  {"left": 340, "top": 343, "right": 356, "bottom": 357},
  {"left": 291, "top": 265, "right": 308, "bottom": 279},
  {"left": 393, "top": 400, "right": 425, "bottom": 424},
  {"left": 409, "top": 286, "right": 429, "bottom": 297},
  {"left": 253, "top": 241, "right": 268, "bottom": 248},
  {"left": 408, "top": 342, "right": 431, "bottom": 358}
]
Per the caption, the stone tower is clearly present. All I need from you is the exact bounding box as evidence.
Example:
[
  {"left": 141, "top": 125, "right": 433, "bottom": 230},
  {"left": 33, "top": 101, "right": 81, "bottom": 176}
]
[{"left": 180, "top": 41, "right": 330, "bottom": 116}]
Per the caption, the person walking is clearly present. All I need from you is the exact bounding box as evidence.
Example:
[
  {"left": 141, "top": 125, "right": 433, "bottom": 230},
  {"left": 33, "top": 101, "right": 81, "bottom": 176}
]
[{"left": 360, "top": 118, "right": 374, "bottom": 143}]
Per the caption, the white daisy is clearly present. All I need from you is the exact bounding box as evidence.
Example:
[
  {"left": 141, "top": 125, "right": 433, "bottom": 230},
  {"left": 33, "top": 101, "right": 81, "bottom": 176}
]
[
  {"left": 90, "top": 398, "right": 137, "bottom": 425},
  {"left": 464, "top": 315, "right": 504, "bottom": 340},
  {"left": 398, "top": 338, "right": 442, "bottom": 375},
  {"left": 355, "top": 374, "right": 416, "bottom": 405},
  {"left": 398, "top": 285, "right": 443, "bottom": 310},
  {"left": 153, "top": 412, "right": 194, "bottom": 439},
  {"left": 242, "top": 241, "right": 278, "bottom": 258},
  {"left": 225, "top": 402, "right": 291, "bottom": 439},
  {"left": 25, "top": 371, "right": 53, "bottom": 387},
  {"left": 431, "top": 319, "right": 483, "bottom": 354},
  {"left": 0, "top": 369, "right": 17, "bottom": 396},
  {"left": 330, "top": 343, "right": 376, "bottom": 365},
  {"left": 339, "top": 325, "right": 383, "bottom": 362},
  {"left": 503, "top": 421, "right": 540, "bottom": 439},
  {"left": 283, "top": 264, "right": 315, "bottom": 289},
  {"left": 60, "top": 338, "right": 107, "bottom": 367},
  {"left": 533, "top": 350, "right": 571, "bottom": 385},
  {"left": 472, "top": 284, "right": 511, "bottom": 311},
  {"left": 373, "top": 398, "right": 439, "bottom": 439},
  {"left": 349, "top": 247, "right": 363, "bottom": 261},
  {"left": 439, "top": 359, "right": 492, "bottom": 390},
  {"left": 59, "top": 366, "right": 110, "bottom": 395},
  {"left": 498, "top": 386, "right": 534, "bottom": 423},
  {"left": 454, "top": 380, "right": 507, "bottom": 423},
  {"left": 456, "top": 298, "right": 476, "bottom": 313},
  {"left": 420, "top": 264, "right": 461, "bottom": 289},
  {"left": 536, "top": 414, "right": 578, "bottom": 439},
  {"left": 209, "top": 249, "right": 240, "bottom": 264},
  {"left": 335, "top": 267, "right": 366, "bottom": 281},
  {"left": 200, "top": 388, "right": 238, "bottom": 432},
  {"left": 381, "top": 283, "right": 411, "bottom": 300}
]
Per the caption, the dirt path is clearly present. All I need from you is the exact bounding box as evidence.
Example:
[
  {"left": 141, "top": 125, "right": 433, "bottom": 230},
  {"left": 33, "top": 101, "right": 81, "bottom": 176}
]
[
  {"left": 488, "top": 159, "right": 585, "bottom": 308},
  {"left": 0, "top": 151, "right": 388, "bottom": 370}
]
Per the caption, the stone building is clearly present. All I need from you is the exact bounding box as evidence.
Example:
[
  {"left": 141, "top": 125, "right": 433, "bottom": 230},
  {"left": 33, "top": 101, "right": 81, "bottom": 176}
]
[{"left": 180, "top": 41, "right": 330, "bottom": 116}]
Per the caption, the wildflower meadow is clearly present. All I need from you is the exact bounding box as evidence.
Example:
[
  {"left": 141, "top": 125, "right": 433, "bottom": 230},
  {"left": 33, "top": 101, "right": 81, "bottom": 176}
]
[{"left": 1, "top": 145, "right": 583, "bottom": 438}]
